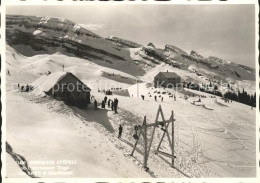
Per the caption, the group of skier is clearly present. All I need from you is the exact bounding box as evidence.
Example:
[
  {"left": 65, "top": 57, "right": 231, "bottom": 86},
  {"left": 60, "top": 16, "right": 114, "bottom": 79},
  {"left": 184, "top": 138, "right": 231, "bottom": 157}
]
[
  {"left": 92, "top": 94, "right": 124, "bottom": 138},
  {"left": 17, "top": 83, "right": 33, "bottom": 92},
  {"left": 93, "top": 96, "right": 119, "bottom": 114}
]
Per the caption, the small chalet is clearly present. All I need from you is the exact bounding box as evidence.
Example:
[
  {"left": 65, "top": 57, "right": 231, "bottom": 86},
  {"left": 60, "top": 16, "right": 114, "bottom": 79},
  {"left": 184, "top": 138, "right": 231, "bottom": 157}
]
[
  {"left": 154, "top": 71, "right": 181, "bottom": 88},
  {"left": 32, "top": 72, "right": 91, "bottom": 108}
]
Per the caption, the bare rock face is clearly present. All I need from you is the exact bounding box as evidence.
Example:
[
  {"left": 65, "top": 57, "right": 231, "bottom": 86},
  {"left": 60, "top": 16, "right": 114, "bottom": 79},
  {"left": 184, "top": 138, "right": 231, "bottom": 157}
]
[
  {"left": 147, "top": 42, "right": 155, "bottom": 48},
  {"left": 165, "top": 45, "right": 188, "bottom": 55},
  {"left": 190, "top": 50, "right": 204, "bottom": 59},
  {"left": 106, "top": 36, "right": 142, "bottom": 48}
]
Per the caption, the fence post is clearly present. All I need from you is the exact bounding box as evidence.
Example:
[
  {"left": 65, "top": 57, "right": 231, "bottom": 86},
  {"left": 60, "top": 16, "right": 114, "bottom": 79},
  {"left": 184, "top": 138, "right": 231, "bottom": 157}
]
[
  {"left": 171, "top": 110, "right": 175, "bottom": 168},
  {"left": 143, "top": 115, "right": 148, "bottom": 169}
]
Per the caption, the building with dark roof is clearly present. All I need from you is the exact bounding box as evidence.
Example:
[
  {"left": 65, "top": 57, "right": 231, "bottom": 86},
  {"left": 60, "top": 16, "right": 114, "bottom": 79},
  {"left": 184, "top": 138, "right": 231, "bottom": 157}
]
[
  {"left": 32, "top": 72, "right": 91, "bottom": 108},
  {"left": 154, "top": 71, "right": 181, "bottom": 88}
]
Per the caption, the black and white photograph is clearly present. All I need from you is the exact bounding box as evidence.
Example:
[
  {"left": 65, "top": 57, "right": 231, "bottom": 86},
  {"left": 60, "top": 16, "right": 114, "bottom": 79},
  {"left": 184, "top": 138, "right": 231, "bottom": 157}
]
[{"left": 1, "top": 0, "right": 259, "bottom": 181}]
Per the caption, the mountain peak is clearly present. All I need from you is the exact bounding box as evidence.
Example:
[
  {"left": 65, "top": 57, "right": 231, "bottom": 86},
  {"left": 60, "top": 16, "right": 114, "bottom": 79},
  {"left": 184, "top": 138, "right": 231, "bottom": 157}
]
[
  {"left": 106, "top": 36, "right": 142, "bottom": 48},
  {"left": 6, "top": 15, "right": 100, "bottom": 38},
  {"left": 165, "top": 45, "right": 188, "bottom": 55},
  {"left": 190, "top": 50, "right": 204, "bottom": 59},
  {"left": 147, "top": 42, "right": 155, "bottom": 48}
]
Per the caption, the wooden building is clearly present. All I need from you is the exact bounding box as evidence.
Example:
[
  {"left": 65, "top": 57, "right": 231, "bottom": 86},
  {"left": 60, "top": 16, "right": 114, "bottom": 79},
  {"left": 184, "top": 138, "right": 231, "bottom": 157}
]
[
  {"left": 154, "top": 71, "right": 181, "bottom": 88},
  {"left": 32, "top": 72, "right": 91, "bottom": 108}
]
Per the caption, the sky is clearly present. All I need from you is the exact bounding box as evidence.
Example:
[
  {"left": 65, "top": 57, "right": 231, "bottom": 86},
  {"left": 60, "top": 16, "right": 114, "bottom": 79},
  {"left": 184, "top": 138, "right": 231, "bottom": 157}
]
[{"left": 6, "top": 4, "right": 256, "bottom": 67}]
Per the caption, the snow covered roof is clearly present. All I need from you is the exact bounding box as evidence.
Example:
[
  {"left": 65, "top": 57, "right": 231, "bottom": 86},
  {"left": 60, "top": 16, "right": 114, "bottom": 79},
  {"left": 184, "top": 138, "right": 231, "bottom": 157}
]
[
  {"left": 156, "top": 72, "right": 181, "bottom": 78},
  {"left": 31, "top": 72, "right": 90, "bottom": 97}
]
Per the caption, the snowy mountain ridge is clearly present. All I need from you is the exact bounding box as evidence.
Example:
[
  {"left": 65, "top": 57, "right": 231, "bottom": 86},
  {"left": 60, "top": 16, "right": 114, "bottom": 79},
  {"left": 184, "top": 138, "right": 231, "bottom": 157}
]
[
  {"left": 190, "top": 50, "right": 205, "bottom": 59},
  {"left": 106, "top": 36, "right": 143, "bottom": 48},
  {"left": 6, "top": 14, "right": 255, "bottom": 82}
]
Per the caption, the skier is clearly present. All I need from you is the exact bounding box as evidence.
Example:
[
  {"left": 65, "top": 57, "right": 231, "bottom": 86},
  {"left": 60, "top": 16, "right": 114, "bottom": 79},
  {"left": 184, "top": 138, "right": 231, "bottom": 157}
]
[
  {"left": 154, "top": 95, "right": 157, "bottom": 101},
  {"left": 118, "top": 124, "right": 123, "bottom": 138},
  {"left": 26, "top": 84, "right": 29, "bottom": 92},
  {"left": 94, "top": 100, "right": 98, "bottom": 110},
  {"left": 161, "top": 97, "right": 163, "bottom": 102},
  {"left": 101, "top": 100, "right": 105, "bottom": 109},
  {"left": 114, "top": 98, "right": 118, "bottom": 114},
  {"left": 111, "top": 100, "right": 114, "bottom": 111},
  {"left": 108, "top": 99, "right": 111, "bottom": 108},
  {"left": 91, "top": 95, "right": 95, "bottom": 101},
  {"left": 141, "top": 95, "right": 145, "bottom": 100},
  {"left": 104, "top": 96, "right": 107, "bottom": 104}
]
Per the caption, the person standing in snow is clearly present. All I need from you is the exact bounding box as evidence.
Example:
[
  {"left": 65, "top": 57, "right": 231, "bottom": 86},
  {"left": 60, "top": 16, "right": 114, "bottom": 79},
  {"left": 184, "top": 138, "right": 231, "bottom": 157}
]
[
  {"left": 94, "top": 100, "right": 98, "bottom": 110},
  {"left": 111, "top": 100, "right": 114, "bottom": 111},
  {"left": 154, "top": 95, "right": 157, "bottom": 101},
  {"left": 101, "top": 100, "right": 105, "bottom": 109},
  {"left": 141, "top": 95, "right": 145, "bottom": 100},
  {"left": 161, "top": 97, "right": 163, "bottom": 102},
  {"left": 104, "top": 96, "right": 107, "bottom": 104},
  {"left": 91, "top": 95, "right": 95, "bottom": 101},
  {"left": 118, "top": 124, "right": 123, "bottom": 138},
  {"left": 114, "top": 98, "right": 118, "bottom": 114},
  {"left": 108, "top": 99, "right": 111, "bottom": 108},
  {"left": 26, "top": 84, "right": 29, "bottom": 92}
]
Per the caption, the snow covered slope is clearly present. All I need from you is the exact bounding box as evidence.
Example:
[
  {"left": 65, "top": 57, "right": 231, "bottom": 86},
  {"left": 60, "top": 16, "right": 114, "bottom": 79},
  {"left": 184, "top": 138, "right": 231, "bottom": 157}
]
[
  {"left": 5, "top": 38, "right": 256, "bottom": 179},
  {"left": 6, "top": 15, "right": 145, "bottom": 76},
  {"left": 6, "top": 44, "right": 138, "bottom": 95},
  {"left": 6, "top": 81, "right": 256, "bottom": 178}
]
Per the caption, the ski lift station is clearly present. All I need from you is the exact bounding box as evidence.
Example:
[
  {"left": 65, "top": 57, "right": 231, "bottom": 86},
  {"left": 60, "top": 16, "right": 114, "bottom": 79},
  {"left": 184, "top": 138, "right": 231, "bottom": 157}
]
[{"left": 154, "top": 71, "right": 181, "bottom": 88}]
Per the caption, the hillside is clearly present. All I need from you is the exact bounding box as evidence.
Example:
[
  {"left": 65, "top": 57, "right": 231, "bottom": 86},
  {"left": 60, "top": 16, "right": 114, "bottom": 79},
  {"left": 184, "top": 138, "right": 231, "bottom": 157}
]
[
  {"left": 6, "top": 49, "right": 256, "bottom": 177},
  {"left": 6, "top": 15, "right": 145, "bottom": 76},
  {"left": 5, "top": 37, "right": 256, "bottom": 178},
  {"left": 6, "top": 45, "right": 137, "bottom": 93}
]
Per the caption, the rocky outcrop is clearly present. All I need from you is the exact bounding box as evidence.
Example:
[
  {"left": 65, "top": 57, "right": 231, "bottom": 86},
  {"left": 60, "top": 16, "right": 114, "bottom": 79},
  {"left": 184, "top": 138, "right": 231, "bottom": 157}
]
[
  {"left": 190, "top": 50, "right": 204, "bottom": 59},
  {"left": 165, "top": 45, "right": 188, "bottom": 55},
  {"left": 147, "top": 42, "right": 155, "bottom": 48},
  {"left": 106, "top": 36, "right": 142, "bottom": 48}
]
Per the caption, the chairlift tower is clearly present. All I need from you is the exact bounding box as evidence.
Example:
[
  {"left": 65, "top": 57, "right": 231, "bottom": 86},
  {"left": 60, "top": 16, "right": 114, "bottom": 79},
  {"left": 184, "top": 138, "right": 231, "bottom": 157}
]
[{"left": 130, "top": 105, "right": 176, "bottom": 170}]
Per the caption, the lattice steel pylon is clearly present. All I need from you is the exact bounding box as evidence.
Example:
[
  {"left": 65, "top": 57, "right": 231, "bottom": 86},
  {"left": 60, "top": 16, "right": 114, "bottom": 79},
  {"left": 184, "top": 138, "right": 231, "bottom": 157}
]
[{"left": 130, "top": 105, "right": 176, "bottom": 170}]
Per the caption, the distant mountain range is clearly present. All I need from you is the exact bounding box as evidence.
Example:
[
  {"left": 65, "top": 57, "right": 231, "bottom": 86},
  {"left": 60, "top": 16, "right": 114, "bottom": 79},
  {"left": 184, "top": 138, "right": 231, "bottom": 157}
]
[{"left": 6, "top": 15, "right": 255, "bottom": 82}]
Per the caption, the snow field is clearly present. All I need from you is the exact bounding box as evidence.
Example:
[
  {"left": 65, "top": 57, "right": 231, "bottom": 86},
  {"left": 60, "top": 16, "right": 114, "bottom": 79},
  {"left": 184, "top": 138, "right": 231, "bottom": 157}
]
[{"left": 5, "top": 46, "right": 256, "bottom": 178}]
